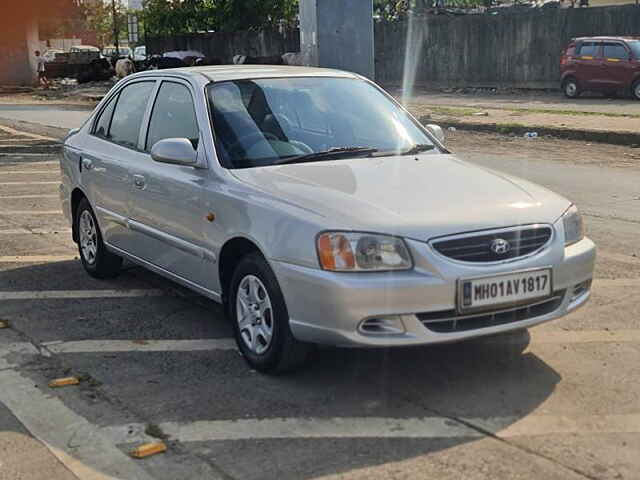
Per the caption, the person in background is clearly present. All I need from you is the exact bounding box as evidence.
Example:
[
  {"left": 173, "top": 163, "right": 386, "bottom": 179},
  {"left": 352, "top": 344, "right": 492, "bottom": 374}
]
[{"left": 34, "top": 50, "right": 50, "bottom": 89}]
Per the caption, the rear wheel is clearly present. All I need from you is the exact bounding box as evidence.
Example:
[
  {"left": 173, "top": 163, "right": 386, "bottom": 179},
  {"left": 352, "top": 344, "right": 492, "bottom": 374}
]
[
  {"left": 76, "top": 198, "right": 122, "bottom": 279},
  {"left": 229, "top": 252, "right": 312, "bottom": 374},
  {"left": 632, "top": 80, "right": 640, "bottom": 101},
  {"left": 562, "top": 77, "right": 580, "bottom": 99}
]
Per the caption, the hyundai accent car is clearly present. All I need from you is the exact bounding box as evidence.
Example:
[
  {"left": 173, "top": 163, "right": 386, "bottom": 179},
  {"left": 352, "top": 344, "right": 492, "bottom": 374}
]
[{"left": 60, "top": 65, "right": 596, "bottom": 373}]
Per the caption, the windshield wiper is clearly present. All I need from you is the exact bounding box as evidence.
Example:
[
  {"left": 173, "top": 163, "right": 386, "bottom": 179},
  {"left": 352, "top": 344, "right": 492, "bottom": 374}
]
[
  {"left": 273, "top": 146, "right": 379, "bottom": 165},
  {"left": 370, "top": 143, "right": 435, "bottom": 157}
]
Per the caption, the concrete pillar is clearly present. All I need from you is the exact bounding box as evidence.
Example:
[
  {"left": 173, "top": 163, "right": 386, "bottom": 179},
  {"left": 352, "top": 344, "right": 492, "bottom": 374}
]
[
  {"left": 0, "top": 6, "right": 39, "bottom": 85},
  {"left": 299, "top": 0, "right": 375, "bottom": 79}
]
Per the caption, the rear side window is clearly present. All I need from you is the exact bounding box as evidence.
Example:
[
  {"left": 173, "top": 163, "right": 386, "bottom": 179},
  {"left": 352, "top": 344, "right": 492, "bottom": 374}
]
[
  {"left": 94, "top": 95, "right": 117, "bottom": 139},
  {"left": 577, "top": 42, "right": 599, "bottom": 57},
  {"left": 603, "top": 43, "right": 628, "bottom": 60},
  {"left": 146, "top": 82, "right": 199, "bottom": 151},
  {"left": 109, "top": 81, "right": 155, "bottom": 149}
]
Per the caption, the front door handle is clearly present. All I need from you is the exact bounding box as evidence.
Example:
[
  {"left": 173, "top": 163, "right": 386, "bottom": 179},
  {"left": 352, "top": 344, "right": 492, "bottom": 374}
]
[
  {"left": 81, "top": 158, "right": 93, "bottom": 171},
  {"left": 133, "top": 174, "right": 146, "bottom": 189}
]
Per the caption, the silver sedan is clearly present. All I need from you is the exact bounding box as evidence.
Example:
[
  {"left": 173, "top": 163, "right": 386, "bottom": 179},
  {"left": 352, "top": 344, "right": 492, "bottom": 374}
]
[{"left": 60, "top": 65, "right": 596, "bottom": 373}]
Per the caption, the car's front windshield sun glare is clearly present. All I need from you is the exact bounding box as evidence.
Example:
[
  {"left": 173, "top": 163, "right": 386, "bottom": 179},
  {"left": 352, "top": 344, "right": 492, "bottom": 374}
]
[{"left": 208, "top": 77, "right": 437, "bottom": 169}]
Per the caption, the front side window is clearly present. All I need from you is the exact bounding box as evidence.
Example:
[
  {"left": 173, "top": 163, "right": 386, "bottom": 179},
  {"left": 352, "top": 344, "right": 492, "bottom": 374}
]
[
  {"left": 578, "top": 42, "right": 599, "bottom": 57},
  {"left": 109, "top": 81, "right": 155, "bottom": 149},
  {"left": 208, "top": 77, "right": 437, "bottom": 169},
  {"left": 603, "top": 43, "right": 628, "bottom": 60},
  {"left": 146, "top": 82, "right": 199, "bottom": 151}
]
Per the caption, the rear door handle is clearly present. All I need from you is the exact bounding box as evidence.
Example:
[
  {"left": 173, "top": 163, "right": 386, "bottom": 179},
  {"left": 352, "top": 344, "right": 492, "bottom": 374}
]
[{"left": 133, "top": 174, "right": 146, "bottom": 189}]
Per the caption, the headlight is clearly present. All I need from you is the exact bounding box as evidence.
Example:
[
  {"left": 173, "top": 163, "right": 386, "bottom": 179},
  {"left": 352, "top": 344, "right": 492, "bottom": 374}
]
[
  {"left": 317, "top": 232, "right": 413, "bottom": 272},
  {"left": 562, "top": 205, "right": 584, "bottom": 246}
]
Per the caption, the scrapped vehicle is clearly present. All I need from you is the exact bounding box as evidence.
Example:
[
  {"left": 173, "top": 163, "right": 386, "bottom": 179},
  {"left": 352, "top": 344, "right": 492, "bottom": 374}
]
[
  {"left": 42, "top": 49, "right": 64, "bottom": 63},
  {"left": 102, "top": 46, "right": 132, "bottom": 59},
  {"left": 60, "top": 66, "right": 596, "bottom": 373},
  {"left": 561, "top": 36, "right": 640, "bottom": 99}
]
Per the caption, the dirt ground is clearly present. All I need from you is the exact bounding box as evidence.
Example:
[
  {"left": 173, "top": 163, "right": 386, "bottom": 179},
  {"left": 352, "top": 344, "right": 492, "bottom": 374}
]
[{"left": 445, "top": 129, "right": 640, "bottom": 170}]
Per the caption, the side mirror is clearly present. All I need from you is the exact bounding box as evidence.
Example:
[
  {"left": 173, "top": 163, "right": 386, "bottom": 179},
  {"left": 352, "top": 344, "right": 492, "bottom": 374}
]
[
  {"left": 426, "top": 124, "right": 446, "bottom": 144},
  {"left": 150, "top": 138, "right": 197, "bottom": 166}
]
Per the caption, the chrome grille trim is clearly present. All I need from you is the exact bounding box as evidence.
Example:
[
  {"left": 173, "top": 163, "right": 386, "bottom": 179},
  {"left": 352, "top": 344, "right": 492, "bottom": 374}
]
[{"left": 430, "top": 224, "right": 554, "bottom": 264}]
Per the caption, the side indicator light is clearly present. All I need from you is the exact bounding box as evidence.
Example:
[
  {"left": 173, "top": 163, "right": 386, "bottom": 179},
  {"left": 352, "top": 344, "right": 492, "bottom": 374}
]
[
  {"left": 131, "top": 442, "right": 167, "bottom": 458},
  {"left": 206, "top": 213, "right": 215, "bottom": 222},
  {"left": 48, "top": 377, "right": 80, "bottom": 388}
]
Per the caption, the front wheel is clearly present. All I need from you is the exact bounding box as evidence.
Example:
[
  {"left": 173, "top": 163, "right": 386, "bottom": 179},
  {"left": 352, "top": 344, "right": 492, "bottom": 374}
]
[
  {"left": 229, "top": 252, "right": 312, "bottom": 374},
  {"left": 632, "top": 80, "right": 640, "bottom": 101},
  {"left": 562, "top": 77, "right": 580, "bottom": 99},
  {"left": 75, "top": 198, "right": 122, "bottom": 279}
]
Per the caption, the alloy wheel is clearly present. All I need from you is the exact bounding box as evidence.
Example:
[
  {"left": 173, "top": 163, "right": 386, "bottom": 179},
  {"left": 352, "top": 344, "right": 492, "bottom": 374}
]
[
  {"left": 79, "top": 210, "right": 98, "bottom": 265},
  {"left": 565, "top": 81, "right": 577, "bottom": 98},
  {"left": 236, "top": 275, "right": 274, "bottom": 355}
]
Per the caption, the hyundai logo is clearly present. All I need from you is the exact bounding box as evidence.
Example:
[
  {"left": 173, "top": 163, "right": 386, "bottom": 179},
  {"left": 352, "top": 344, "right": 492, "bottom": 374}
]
[{"left": 490, "top": 238, "right": 511, "bottom": 255}]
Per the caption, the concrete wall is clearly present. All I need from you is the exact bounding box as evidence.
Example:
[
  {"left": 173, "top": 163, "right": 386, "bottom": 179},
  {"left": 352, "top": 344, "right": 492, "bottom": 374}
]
[
  {"left": 375, "top": 5, "right": 640, "bottom": 89},
  {"left": 0, "top": 8, "right": 38, "bottom": 85},
  {"left": 147, "top": 30, "right": 300, "bottom": 63},
  {"left": 300, "top": 0, "right": 375, "bottom": 79}
]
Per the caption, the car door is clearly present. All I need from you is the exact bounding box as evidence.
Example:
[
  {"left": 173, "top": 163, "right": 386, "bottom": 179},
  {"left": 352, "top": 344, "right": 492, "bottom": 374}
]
[
  {"left": 574, "top": 41, "right": 601, "bottom": 90},
  {"left": 79, "top": 80, "right": 156, "bottom": 253},
  {"left": 126, "top": 79, "right": 213, "bottom": 289},
  {"left": 600, "top": 42, "right": 634, "bottom": 90}
]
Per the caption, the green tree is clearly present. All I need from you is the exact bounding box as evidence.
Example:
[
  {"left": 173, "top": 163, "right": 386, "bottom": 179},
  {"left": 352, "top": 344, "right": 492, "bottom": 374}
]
[{"left": 142, "top": 0, "right": 298, "bottom": 36}]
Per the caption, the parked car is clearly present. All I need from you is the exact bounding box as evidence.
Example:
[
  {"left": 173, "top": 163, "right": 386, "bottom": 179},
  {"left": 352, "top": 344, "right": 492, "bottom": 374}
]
[
  {"left": 42, "top": 49, "right": 64, "bottom": 63},
  {"left": 102, "top": 46, "right": 132, "bottom": 59},
  {"left": 60, "top": 66, "right": 596, "bottom": 373},
  {"left": 69, "top": 45, "right": 101, "bottom": 54},
  {"left": 560, "top": 36, "right": 640, "bottom": 99},
  {"left": 133, "top": 45, "right": 146, "bottom": 62}
]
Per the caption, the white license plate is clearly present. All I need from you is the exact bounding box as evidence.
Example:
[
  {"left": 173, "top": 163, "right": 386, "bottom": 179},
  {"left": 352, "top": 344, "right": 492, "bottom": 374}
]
[{"left": 458, "top": 268, "right": 552, "bottom": 312}]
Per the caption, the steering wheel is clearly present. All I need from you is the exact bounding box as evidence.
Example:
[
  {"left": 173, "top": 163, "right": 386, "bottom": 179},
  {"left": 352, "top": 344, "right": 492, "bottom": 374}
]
[{"left": 228, "top": 131, "right": 279, "bottom": 157}]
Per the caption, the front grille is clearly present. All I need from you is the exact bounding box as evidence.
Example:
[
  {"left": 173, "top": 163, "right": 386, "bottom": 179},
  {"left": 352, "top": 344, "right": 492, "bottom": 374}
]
[
  {"left": 417, "top": 291, "right": 565, "bottom": 333},
  {"left": 431, "top": 225, "right": 553, "bottom": 263}
]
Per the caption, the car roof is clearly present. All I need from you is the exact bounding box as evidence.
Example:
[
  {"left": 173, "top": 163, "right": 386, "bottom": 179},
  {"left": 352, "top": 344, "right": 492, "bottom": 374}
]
[
  {"left": 572, "top": 36, "right": 640, "bottom": 42},
  {"left": 132, "top": 65, "right": 359, "bottom": 83}
]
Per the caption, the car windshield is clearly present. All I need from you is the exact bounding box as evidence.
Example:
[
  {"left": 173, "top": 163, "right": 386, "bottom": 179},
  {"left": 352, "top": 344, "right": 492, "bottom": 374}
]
[
  {"left": 207, "top": 77, "right": 437, "bottom": 168},
  {"left": 629, "top": 41, "right": 640, "bottom": 58}
]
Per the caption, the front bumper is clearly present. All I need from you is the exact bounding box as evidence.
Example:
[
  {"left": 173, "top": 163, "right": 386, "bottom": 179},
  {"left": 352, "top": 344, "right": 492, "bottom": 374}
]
[{"left": 272, "top": 234, "right": 596, "bottom": 347}]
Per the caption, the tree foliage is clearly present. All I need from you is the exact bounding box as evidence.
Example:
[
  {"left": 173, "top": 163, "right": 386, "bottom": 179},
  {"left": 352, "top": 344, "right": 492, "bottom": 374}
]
[{"left": 142, "top": 0, "right": 299, "bottom": 35}]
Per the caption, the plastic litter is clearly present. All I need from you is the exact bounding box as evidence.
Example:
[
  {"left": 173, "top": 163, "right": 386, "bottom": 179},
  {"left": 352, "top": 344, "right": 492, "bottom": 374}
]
[{"left": 524, "top": 132, "right": 539, "bottom": 139}]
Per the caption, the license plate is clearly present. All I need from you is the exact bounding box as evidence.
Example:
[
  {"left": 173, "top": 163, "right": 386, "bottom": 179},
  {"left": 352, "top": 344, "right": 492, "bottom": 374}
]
[{"left": 458, "top": 268, "right": 552, "bottom": 313}]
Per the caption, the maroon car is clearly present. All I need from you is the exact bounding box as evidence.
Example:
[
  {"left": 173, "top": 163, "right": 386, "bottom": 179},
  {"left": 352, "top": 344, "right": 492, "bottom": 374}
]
[{"left": 560, "top": 36, "right": 640, "bottom": 100}]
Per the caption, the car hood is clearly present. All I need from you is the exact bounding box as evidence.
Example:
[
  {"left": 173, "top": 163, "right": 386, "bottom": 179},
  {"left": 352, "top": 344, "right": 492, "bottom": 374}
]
[{"left": 230, "top": 154, "right": 571, "bottom": 241}]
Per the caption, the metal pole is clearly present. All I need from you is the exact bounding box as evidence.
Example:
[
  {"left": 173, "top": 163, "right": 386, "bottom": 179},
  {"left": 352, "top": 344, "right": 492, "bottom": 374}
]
[{"left": 112, "top": 0, "right": 119, "bottom": 54}]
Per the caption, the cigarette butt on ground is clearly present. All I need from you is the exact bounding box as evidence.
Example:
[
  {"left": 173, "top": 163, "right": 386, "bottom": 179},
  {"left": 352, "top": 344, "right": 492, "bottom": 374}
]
[
  {"left": 131, "top": 442, "right": 168, "bottom": 459},
  {"left": 48, "top": 377, "right": 80, "bottom": 388}
]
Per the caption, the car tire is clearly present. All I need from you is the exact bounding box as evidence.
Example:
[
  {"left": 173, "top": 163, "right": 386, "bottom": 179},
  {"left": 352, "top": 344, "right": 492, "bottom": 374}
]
[
  {"left": 229, "top": 252, "right": 312, "bottom": 374},
  {"left": 75, "top": 198, "right": 122, "bottom": 279},
  {"left": 562, "top": 77, "right": 580, "bottom": 99},
  {"left": 632, "top": 80, "right": 640, "bottom": 101}
]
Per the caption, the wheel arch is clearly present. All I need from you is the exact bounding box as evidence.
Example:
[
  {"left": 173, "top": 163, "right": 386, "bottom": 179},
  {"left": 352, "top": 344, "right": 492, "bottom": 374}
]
[
  {"left": 70, "top": 187, "right": 88, "bottom": 243},
  {"left": 218, "top": 236, "right": 267, "bottom": 306}
]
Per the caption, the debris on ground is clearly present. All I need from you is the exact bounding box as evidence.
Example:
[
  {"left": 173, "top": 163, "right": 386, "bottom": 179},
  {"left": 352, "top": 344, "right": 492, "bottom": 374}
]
[
  {"left": 48, "top": 377, "right": 81, "bottom": 388},
  {"left": 130, "top": 442, "right": 168, "bottom": 459}
]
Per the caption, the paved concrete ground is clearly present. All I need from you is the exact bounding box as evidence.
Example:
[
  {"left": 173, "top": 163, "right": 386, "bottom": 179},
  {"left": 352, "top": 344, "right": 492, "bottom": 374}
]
[{"left": 0, "top": 124, "right": 639, "bottom": 480}]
